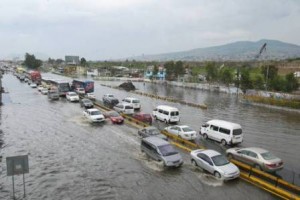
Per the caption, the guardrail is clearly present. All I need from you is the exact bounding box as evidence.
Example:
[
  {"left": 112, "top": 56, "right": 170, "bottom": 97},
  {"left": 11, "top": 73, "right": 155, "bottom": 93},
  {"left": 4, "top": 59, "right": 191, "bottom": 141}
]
[
  {"left": 100, "top": 84, "right": 207, "bottom": 109},
  {"left": 81, "top": 94, "right": 300, "bottom": 199}
]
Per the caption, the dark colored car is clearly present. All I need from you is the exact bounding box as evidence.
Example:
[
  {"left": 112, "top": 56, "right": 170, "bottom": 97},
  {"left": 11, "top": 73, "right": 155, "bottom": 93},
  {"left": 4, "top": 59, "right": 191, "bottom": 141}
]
[
  {"left": 103, "top": 111, "right": 124, "bottom": 124},
  {"left": 80, "top": 98, "right": 94, "bottom": 109},
  {"left": 138, "top": 126, "right": 168, "bottom": 141},
  {"left": 132, "top": 113, "right": 152, "bottom": 125}
]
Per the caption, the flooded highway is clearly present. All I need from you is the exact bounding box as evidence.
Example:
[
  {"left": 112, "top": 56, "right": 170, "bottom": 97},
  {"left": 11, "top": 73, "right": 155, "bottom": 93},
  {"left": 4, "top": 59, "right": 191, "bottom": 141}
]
[{"left": 0, "top": 74, "right": 296, "bottom": 199}]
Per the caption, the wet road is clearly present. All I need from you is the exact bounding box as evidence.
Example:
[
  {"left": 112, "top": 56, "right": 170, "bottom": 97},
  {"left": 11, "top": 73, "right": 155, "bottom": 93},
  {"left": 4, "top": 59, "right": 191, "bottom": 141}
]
[{"left": 0, "top": 74, "right": 292, "bottom": 199}]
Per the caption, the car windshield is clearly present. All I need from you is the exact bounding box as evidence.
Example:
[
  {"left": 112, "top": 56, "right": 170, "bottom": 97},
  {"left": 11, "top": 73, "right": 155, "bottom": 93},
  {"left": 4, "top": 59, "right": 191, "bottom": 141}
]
[
  {"left": 108, "top": 112, "right": 119, "bottom": 117},
  {"left": 158, "top": 144, "right": 178, "bottom": 156},
  {"left": 260, "top": 152, "right": 277, "bottom": 160},
  {"left": 132, "top": 99, "right": 140, "bottom": 103},
  {"left": 91, "top": 111, "right": 101, "bottom": 115},
  {"left": 108, "top": 94, "right": 114, "bottom": 97},
  {"left": 148, "top": 128, "right": 160, "bottom": 135},
  {"left": 170, "top": 111, "right": 179, "bottom": 116},
  {"left": 69, "top": 93, "right": 77, "bottom": 96},
  {"left": 233, "top": 129, "right": 242, "bottom": 135},
  {"left": 182, "top": 127, "right": 193, "bottom": 132},
  {"left": 125, "top": 106, "right": 133, "bottom": 109},
  {"left": 211, "top": 155, "right": 230, "bottom": 166}
]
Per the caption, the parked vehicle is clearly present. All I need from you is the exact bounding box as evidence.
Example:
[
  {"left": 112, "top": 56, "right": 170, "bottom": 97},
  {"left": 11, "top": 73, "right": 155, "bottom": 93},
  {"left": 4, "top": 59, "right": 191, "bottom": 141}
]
[
  {"left": 40, "top": 88, "right": 48, "bottom": 95},
  {"left": 141, "top": 136, "right": 183, "bottom": 167},
  {"left": 83, "top": 108, "right": 105, "bottom": 123},
  {"left": 152, "top": 105, "right": 180, "bottom": 124},
  {"left": 113, "top": 103, "right": 134, "bottom": 114},
  {"left": 190, "top": 149, "right": 240, "bottom": 180},
  {"left": 200, "top": 119, "right": 243, "bottom": 146},
  {"left": 103, "top": 111, "right": 124, "bottom": 124},
  {"left": 75, "top": 87, "right": 85, "bottom": 95},
  {"left": 138, "top": 126, "right": 168, "bottom": 140},
  {"left": 122, "top": 97, "right": 141, "bottom": 110},
  {"left": 226, "top": 147, "right": 283, "bottom": 172},
  {"left": 103, "top": 94, "right": 119, "bottom": 108},
  {"left": 48, "top": 87, "right": 59, "bottom": 100},
  {"left": 66, "top": 92, "right": 80, "bottom": 102},
  {"left": 164, "top": 125, "right": 197, "bottom": 141},
  {"left": 132, "top": 113, "right": 152, "bottom": 125},
  {"left": 37, "top": 85, "right": 44, "bottom": 91},
  {"left": 27, "top": 70, "right": 42, "bottom": 85},
  {"left": 80, "top": 98, "right": 94, "bottom": 109}
]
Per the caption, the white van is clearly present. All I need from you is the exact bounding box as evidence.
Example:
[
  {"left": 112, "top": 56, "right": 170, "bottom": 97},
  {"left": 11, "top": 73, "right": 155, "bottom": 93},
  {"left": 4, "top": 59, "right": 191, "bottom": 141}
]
[
  {"left": 200, "top": 119, "right": 243, "bottom": 146},
  {"left": 152, "top": 105, "right": 180, "bottom": 124},
  {"left": 122, "top": 97, "right": 141, "bottom": 110}
]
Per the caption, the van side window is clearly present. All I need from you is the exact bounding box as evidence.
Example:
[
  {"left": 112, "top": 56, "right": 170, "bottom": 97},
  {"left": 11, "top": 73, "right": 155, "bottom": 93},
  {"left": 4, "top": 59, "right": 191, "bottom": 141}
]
[
  {"left": 219, "top": 128, "right": 230, "bottom": 135},
  {"left": 211, "top": 125, "right": 219, "bottom": 131},
  {"left": 163, "top": 111, "right": 169, "bottom": 115},
  {"left": 158, "top": 109, "right": 163, "bottom": 114},
  {"left": 171, "top": 111, "right": 179, "bottom": 116}
]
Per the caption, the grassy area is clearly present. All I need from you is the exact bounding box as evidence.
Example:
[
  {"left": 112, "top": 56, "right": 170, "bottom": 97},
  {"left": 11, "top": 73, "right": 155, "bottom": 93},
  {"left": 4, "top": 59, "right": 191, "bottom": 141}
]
[{"left": 243, "top": 95, "right": 300, "bottom": 109}]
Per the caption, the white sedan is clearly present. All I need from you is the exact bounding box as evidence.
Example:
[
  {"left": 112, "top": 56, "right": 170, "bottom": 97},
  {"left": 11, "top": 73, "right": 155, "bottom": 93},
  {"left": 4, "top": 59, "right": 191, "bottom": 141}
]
[
  {"left": 83, "top": 108, "right": 105, "bottom": 123},
  {"left": 86, "top": 93, "right": 96, "bottom": 100},
  {"left": 191, "top": 149, "right": 240, "bottom": 180},
  {"left": 66, "top": 92, "right": 80, "bottom": 102},
  {"left": 164, "top": 125, "right": 197, "bottom": 140}
]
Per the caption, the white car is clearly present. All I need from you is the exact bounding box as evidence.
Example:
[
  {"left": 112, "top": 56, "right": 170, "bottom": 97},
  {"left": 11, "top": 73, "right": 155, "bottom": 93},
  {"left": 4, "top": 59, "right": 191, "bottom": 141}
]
[
  {"left": 122, "top": 97, "right": 141, "bottom": 110},
  {"left": 66, "top": 92, "right": 80, "bottom": 102},
  {"left": 83, "top": 108, "right": 105, "bottom": 123},
  {"left": 40, "top": 88, "right": 48, "bottom": 95},
  {"left": 86, "top": 93, "right": 96, "bottom": 100},
  {"left": 30, "top": 83, "right": 37, "bottom": 88},
  {"left": 37, "top": 85, "right": 44, "bottom": 91},
  {"left": 190, "top": 149, "right": 240, "bottom": 180},
  {"left": 164, "top": 125, "right": 197, "bottom": 140},
  {"left": 75, "top": 88, "right": 85, "bottom": 95},
  {"left": 113, "top": 103, "right": 134, "bottom": 114}
]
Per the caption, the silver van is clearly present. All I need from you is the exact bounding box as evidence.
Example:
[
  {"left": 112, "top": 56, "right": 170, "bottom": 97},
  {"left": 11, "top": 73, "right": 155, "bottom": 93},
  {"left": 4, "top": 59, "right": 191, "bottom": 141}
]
[{"left": 141, "top": 136, "right": 183, "bottom": 167}]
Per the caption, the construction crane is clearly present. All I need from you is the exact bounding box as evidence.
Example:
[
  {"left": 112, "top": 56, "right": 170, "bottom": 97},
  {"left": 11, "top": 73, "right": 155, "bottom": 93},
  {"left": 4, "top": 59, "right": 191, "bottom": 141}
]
[{"left": 255, "top": 42, "right": 267, "bottom": 59}]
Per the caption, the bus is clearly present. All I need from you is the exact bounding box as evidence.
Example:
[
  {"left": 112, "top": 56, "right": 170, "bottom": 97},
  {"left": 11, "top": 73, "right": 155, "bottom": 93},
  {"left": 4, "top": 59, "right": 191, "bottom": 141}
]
[
  {"left": 48, "top": 79, "right": 71, "bottom": 97},
  {"left": 71, "top": 80, "right": 94, "bottom": 93}
]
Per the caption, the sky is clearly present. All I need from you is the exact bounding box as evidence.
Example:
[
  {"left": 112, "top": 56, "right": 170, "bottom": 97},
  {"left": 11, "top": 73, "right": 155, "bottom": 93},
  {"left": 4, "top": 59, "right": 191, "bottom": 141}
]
[{"left": 1, "top": 0, "right": 300, "bottom": 60}]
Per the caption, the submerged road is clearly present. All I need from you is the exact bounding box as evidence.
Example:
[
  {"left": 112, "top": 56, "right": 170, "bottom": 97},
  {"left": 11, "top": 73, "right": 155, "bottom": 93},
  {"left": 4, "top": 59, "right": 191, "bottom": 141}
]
[{"left": 0, "top": 74, "right": 278, "bottom": 199}]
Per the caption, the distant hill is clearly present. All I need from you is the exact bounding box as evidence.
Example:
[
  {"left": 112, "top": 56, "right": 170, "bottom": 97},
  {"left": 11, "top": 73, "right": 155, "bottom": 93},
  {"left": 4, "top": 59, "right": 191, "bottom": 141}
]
[{"left": 131, "top": 39, "right": 300, "bottom": 61}]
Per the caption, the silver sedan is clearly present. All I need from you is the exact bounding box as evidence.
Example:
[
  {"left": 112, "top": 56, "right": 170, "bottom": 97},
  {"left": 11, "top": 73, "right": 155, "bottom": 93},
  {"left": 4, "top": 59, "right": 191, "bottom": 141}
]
[
  {"left": 190, "top": 149, "right": 240, "bottom": 180},
  {"left": 226, "top": 147, "right": 283, "bottom": 173}
]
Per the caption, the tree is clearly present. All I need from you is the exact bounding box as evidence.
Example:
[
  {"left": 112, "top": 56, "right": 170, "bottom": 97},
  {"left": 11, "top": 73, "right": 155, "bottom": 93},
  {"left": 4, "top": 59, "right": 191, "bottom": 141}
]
[
  {"left": 269, "top": 76, "right": 285, "bottom": 91},
  {"left": 152, "top": 65, "right": 159, "bottom": 79},
  {"left": 164, "top": 61, "right": 175, "bottom": 80},
  {"left": 261, "top": 65, "right": 278, "bottom": 81},
  {"left": 219, "top": 68, "right": 233, "bottom": 86},
  {"left": 23, "top": 53, "right": 42, "bottom": 69},
  {"left": 174, "top": 61, "right": 185, "bottom": 76},
  {"left": 240, "top": 68, "right": 253, "bottom": 93},
  {"left": 285, "top": 73, "right": 299, "bottom": 92},
  {"left": 253, "top": 74, "right": 265, "bottom": 90},
  {"left": 80, "top": 57, "right": 87, "bottom": 67},
  {"left": 205, "top": 62, "right": 218, "bottom": 82}
]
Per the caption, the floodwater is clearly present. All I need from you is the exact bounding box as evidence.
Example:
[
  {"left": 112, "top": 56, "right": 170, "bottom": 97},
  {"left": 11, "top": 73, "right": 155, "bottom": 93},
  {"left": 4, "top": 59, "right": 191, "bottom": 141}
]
[{"left": 0, "top": 73, "right": 295, "bottom": 199}]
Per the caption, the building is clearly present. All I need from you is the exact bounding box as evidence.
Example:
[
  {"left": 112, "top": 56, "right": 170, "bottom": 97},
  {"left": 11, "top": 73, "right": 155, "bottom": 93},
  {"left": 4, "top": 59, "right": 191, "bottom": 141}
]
[
  {"left": 144, "top": 65, "right": 166, "bottom": 80},
  {"left": 65, "top": 56, "right": 80, "bottom": 65}
]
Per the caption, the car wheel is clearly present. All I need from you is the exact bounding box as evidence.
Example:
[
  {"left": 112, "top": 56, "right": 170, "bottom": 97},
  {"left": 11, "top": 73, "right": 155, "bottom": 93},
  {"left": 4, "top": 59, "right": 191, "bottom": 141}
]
[
  {"left": 154, "top": 115, "right": 157, "bottom": 120},
  {"left": 214, "top": 171, "right": 221, "bottom": 179},
  {"left": 254, "top": 164, "right": 262, "bottom": 171},
  {"left": 164, "top": 119, "right": 168, "bottom": 124},
  {"left": 227, "top": 153, "right": 233, "bottom": 160},
  {"left": 203, "top": 133, "right": 208, "bottom": 139},
  {"left": 221, "top": 139, "right": 227, "bottom": 146},
  {"left": 191, "top": 159, "right": 197, "bottom": 167}
]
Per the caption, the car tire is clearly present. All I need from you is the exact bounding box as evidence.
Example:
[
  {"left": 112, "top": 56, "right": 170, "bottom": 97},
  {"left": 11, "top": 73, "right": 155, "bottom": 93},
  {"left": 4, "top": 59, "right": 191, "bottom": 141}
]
[
  {"left": 214, "top": 171, "right": 221, "bottom": 179},
  {"left": 191, "top": 159, "right": 197, "bottom": 167},
  {"left": 203, "top": 133, "right": 208, "bottom": 140},
  {"left": 254, "top": 164, "right": 262, "bottom": 171},
  {"left": 221, "top": 139, "right": 227, "bottom": 146},
  {"left": 164, "top": 119, "right": 168, "bottom": 124},
  {"left": 154, "top": 116, "right": 157, "bottom": 120},
  {"left": 227, "top": 153, "right": 233, "bottom": 160}
]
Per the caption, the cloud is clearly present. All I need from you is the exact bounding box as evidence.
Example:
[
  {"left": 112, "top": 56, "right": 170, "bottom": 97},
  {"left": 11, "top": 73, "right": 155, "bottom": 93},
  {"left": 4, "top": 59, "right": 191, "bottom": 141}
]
[{"left": 0, "top": 0, "right": 300, "bottom": 60}]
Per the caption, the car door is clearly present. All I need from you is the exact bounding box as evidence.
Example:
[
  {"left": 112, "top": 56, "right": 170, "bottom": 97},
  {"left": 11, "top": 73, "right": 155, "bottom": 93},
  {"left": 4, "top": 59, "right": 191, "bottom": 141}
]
[
  {"left": 236, "top": 150, "right": 251, "bottom": 164},
  {"left": 168, "top": 126, "right": 179, "bottom": 136},
  {"left": 197, "top": 153, "right": 214, "bottom": 173},
  {"left": 245, "top": 150, "right": 259, "bottom": 166}
]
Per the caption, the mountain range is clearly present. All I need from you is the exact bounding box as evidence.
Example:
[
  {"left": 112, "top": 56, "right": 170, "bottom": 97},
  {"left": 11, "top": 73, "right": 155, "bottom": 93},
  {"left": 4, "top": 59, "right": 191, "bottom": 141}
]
[{"left": 130, "top": 39, "right": 300, "bottom": 61}]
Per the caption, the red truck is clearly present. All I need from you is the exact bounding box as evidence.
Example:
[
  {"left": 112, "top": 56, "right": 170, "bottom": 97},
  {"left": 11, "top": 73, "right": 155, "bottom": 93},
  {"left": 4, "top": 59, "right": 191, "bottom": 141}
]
[{"left": 29, "top": 71, "right": 42, "bottom": 84}]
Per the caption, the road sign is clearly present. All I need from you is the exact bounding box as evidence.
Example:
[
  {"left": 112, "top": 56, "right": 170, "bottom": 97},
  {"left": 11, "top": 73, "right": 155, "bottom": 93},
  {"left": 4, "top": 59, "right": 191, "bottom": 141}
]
[{"left": 6, "top": 155, "right": 29, "bottom": 176}]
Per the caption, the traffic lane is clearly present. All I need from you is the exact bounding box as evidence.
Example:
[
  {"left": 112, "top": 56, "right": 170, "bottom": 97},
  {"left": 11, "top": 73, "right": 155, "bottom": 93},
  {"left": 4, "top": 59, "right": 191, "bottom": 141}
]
[{"left": 0, "top": 74, "right": 274, "bottom": 200}]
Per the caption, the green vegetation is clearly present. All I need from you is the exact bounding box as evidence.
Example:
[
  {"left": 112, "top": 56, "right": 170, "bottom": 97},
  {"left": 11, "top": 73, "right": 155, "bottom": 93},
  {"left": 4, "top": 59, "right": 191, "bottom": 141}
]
[
  {"left": 23, "top": 53, "right": 42, "bottom": 69},
  {"left": 244, "top": 95, "right": 300, "bottom": 109}
]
